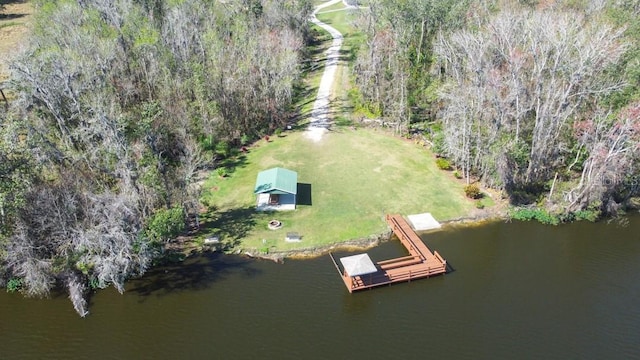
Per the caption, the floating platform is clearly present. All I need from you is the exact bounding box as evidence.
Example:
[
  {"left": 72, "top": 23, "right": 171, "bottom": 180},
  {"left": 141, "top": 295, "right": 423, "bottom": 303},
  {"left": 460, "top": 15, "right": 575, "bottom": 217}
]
[{"left": 330, "top": 214, "right": 447, "bottom": 292}]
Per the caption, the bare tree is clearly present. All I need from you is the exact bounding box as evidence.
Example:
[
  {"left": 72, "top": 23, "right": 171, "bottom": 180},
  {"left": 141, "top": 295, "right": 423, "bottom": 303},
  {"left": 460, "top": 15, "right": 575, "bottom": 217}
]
[
  {"left": 565, "top": 103, "right": 640, "bottom": 212},
  {"left": 434, "top": 7, "right": 628, "bottom": 194}
]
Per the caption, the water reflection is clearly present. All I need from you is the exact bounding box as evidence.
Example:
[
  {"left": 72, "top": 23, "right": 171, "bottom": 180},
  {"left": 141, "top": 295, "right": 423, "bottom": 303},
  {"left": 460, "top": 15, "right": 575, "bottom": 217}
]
[{"left": 128, "top": 253, "right": 260, "bottom": 298}]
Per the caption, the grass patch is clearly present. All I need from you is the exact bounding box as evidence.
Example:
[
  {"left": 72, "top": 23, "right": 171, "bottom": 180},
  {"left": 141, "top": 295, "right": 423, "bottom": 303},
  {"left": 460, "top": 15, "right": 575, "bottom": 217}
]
[
  {"left": 316, "top": 11, "right": 354, "bottom": 37},
  {"left": 200, "top": 129, "right": 475, "bottom": 252},
  {"left": 0, "top": 21, "right": 20, "bottom": 29},
  {"left": 316, "top": 1, "right": 349, "bottom": 13},
  {"left": 316, "top": 6, "right": 364, "bottom": 56},
  {"left": 477, "top": 195, "right": 495, "bottom": 209},
  {"left": 315, "top": 5, "right": 366, "bottom": 123}
]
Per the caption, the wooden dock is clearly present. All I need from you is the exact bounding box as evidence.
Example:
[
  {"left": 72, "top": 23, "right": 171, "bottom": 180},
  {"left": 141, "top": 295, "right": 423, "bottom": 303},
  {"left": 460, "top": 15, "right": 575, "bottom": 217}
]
[{"left": 330, "top": 214, "right": 447, "bottom": 292}]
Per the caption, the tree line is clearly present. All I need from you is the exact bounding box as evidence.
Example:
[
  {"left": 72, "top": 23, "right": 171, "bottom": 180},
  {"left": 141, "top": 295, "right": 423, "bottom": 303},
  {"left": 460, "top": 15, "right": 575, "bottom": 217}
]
[
  {"left": 0, "top": 0, "right": 312, "bottom": 316},
  {"left": 352, "top": 0, "right": 640, "bottom": 217}
]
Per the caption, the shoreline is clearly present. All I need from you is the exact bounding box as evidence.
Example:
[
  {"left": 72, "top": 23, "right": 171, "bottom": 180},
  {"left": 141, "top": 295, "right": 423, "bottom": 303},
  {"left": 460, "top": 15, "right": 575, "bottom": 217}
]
[
  {"left": 234, "top": 210, "right": 508, "bottom": 262},
  {"left": 236, "top": 196, "right": 640, "bottom": 262}
]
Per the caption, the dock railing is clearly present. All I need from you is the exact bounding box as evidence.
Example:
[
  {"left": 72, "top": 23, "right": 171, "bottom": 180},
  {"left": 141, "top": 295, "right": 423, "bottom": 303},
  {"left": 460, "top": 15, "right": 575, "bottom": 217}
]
[
  {"left": 332, "top": 215, "right": 448, "bottom": 292},
  {"left": 328, "top": 252, "right": 342, "bottom": 275}
]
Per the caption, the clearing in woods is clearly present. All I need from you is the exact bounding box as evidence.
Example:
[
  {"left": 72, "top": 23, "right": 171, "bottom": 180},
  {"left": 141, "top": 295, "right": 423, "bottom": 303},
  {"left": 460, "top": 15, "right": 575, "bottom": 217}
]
[{"left": 0, "top": 1, "right": 34, "bottom": 83}]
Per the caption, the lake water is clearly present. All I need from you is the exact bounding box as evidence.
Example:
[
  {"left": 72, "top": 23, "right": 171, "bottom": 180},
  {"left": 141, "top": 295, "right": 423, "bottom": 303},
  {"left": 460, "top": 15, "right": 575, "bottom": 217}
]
[{"left": 2, "top": 215, "right": 640, "bottom": 359}]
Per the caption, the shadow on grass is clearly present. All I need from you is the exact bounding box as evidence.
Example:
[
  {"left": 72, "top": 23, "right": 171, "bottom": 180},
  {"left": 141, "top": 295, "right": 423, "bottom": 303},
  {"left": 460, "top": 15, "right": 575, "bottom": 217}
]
[
  {"left": 338, "top": 48, "right": 356, "bottom": 62},
  {"left": 199, "top": 206, "right": 258, "bottom": 250},
  {"left": 0, "top": 13, "right": 26, "bottom": 21},
  {"left": 220, "top": 153, "right": 248, "bottom": 176},
  {"left": 296, "top": 183, "right": 312, "bottom": 206},
  {"left": 127, "top": 252, "right": 260, "bottom": 298},
  {"left": 292, "top": 83, "right": 318, "bottom": 117},
  {"left": 290, "top": 99, "right": 353, "bottom": 129},
  {"left": 0, "top": 1, "right": 29, "bottom": 20}
]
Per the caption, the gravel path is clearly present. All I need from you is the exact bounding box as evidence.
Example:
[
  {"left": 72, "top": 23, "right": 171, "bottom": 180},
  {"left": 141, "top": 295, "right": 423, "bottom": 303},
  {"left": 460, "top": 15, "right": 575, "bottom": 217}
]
[{"left": 305, "top": 0, "right": 345, "bottom": 142}]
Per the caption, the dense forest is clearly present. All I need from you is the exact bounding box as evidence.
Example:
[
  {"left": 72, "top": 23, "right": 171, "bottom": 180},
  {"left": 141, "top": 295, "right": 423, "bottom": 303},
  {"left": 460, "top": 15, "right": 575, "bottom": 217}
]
[
  {"left": 352, "top": 0, "right": 640, "bottom": 218},
  {"left": 0, "top": 0, "right": 311, "bottom": 316}
]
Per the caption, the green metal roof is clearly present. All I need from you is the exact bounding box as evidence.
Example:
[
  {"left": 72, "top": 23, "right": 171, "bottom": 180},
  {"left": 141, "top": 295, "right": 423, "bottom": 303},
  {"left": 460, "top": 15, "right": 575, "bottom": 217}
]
[{"left": 254, "top": 167, "right": 298, "bottom": 195}]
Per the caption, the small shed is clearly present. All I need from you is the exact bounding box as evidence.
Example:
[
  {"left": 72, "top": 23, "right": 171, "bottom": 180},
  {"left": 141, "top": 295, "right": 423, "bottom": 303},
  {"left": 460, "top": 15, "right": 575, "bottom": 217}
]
[{"left": 254, "top": 167, "right": 297, "bottom": 211}]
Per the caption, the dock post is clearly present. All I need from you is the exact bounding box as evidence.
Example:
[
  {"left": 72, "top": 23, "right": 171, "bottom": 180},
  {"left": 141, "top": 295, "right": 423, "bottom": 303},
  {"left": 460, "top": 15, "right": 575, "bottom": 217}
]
[{"left": 329, "top": 252, "right": 342, "bottom": 274}]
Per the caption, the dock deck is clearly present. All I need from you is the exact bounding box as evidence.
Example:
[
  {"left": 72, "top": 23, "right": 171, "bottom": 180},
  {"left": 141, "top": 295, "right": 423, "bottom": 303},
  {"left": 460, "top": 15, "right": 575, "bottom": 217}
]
[{"left": 330, "top": 214, "right": 447, "bottom": 292}]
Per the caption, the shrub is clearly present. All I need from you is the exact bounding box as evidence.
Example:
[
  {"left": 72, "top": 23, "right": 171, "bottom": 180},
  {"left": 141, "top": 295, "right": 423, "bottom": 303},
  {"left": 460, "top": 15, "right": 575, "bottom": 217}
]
[
  {"left": 274, "top": 128, "right": 283, "bottom": 137},
  {"left": 216, "top": 167, "right": 228, "bottom": 178},
  {"left": 436, "top": 158, "right": 452, "bottom": 170},
  {"left": 476, "top": 201, "right": 485, "bottom": 209},
  {"left": 464, "top": 184, "right": 481, "bottom": 199},
  {"left": 215, "top": 141, "right": 230, "bottom": 158},
  {"left": 200, "top": 135, "right": 215, "bottom": 151},
  {"left": 240, "top": 134, "right": 251, "bottom": 146},
  {"left": 511, "top": 208, "right": 560, "bottom": 225},
  {"left": 145, "top": 207, "right": 185, "bottom": 244},
  {"left": 89, "top": 277, "right": 101, "bottom": 290},
  {"left": 6, "top": 278, "right": 23, "bottom": 293},
  {"left": 431, "top": 132, "right": 446, "bottom": 156},
  {"left": 335, "top": 116, "right": 352, "bottom": 127},
  {"left": 573, "top": 209, "right": 600, "bottom": 222},
  {"left": 453, "top": 170, "right": 462, "bottom": 179},
  {"left": 76, "top": 261, "right": 92, "bottom": 275}
]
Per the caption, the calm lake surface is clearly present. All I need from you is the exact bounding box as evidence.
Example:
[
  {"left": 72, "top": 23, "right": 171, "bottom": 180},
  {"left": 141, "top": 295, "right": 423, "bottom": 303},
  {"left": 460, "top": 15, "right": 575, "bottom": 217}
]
[{"left": 2, "top": 215, "right": 640, "bottom": 359}]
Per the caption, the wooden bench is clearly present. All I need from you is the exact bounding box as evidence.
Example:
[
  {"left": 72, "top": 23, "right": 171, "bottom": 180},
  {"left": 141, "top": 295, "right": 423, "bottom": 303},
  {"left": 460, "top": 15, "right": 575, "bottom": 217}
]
[
  {"left": 285, "top": 232, "right": 301, "bottom": 242},
  {"left": 379, "top": 258, "right": 423, "bottom": 271},
  {"left": 377, "top": 255, "right": 416, "bottom": 266}
]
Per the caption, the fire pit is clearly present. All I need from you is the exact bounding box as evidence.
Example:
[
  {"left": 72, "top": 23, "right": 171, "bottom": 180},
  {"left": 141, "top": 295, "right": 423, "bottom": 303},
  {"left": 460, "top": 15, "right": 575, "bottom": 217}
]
[{"left": 268, "top": 220, "right": 282, "bottom": 230}]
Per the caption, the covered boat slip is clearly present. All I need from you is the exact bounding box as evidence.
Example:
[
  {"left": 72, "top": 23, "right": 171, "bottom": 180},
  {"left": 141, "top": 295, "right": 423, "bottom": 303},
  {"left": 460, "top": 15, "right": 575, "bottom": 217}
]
[
  {"left": 330, "top": 214, "right": 447, "bottom": 292},
  {"left": 337, "top": 254, "right": 378, "bottom": 289}
]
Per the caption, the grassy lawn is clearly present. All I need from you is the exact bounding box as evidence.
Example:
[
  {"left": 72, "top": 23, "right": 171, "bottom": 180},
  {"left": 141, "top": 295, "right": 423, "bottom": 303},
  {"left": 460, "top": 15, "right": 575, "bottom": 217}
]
[
  {"left": 316, "top": 4, "right": 364, "bottom": 56},
  {"left": 194, "top": 1, "right": 481, "bottom": 255},
  {"left": 0, "top": 1, "right": 34, "bottom": 83},
  {"left": 316, "top": 1, "right": 349, "bottom": 13},
  {"left": 200, "top": 128, "right": 475, "bottom": 252},
  {"left": 197, "top": 2, "right": 476, "bottom": 254}
]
